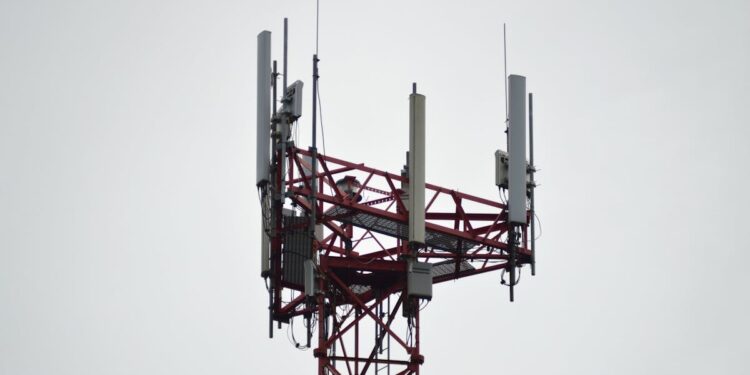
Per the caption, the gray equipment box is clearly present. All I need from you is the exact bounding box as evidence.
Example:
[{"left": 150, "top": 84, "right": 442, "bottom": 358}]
[
  {"left": 282, "top": 216, "right": 311, "bottom": 287},
  {"left": 407, "top": 262, "right": 433, "bottom": 300},
  {"left": 281, "top": 80, "right": 304, "bottom": 120}
]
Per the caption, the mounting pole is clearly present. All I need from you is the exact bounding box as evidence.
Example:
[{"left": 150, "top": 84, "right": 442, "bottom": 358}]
[
  {"left": 309, "top": 54, "right": 319, "bottom": 259},
  {"left": 503, "top": 23, "right": 509, "bottom": 147},
  {"left": 279, "top": 19, "right": 290, "bottom": 198},
  {"left": 503, "top": 24, "right": 508, "bottom": 116},
  {"left": 307, "top": 53, "right": 320, "bottom": 348},
  {"left": 509, "top": 229, "right": 516, "bottom": 302},
  {"left": 268, "top": 59, "right": 279, "bottom": 339},
  {"left": 507, "top": 75, "right": 526, "bottom": 302},
  {"left": 529, "top": 92, "right": 536, "bottom": 276}
]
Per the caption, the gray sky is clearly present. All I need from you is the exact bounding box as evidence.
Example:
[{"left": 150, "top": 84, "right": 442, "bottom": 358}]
[{"left": 2, "top": 0, "right": 749, "bottom": 374}]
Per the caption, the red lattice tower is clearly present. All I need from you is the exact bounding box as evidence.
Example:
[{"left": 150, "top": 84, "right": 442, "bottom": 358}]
[
  {"left": 260, "top": 146, "right": 535, "bottom": 374},
  {"left": 257, "top": 19, "right": 537, "bottom": 375}
]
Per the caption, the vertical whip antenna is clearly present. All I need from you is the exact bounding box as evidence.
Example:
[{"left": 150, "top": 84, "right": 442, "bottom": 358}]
[
  {"left": 315, "top": 0, "right": 320, "bottom": 55},
  {"left": 315, "top": 0, "right": 324, "bottom": 155},
  {"left": 503, "top": 23, "right": 508, "bottom": 128}
]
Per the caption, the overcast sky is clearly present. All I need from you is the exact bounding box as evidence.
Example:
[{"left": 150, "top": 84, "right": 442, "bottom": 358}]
[{"left": 2, "top": 0, "right": 749, "bottom": 374}]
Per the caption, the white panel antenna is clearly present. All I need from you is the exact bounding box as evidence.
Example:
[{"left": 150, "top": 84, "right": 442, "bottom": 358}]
[
  {"left": 508, "top": 75, "right": 527, "bottom": 224},
  {"left": 408, "top": 86, "right": 426, "bottom": 244},
  {"left": 256, "top": 31, "right": 272, "bottom": 186}
]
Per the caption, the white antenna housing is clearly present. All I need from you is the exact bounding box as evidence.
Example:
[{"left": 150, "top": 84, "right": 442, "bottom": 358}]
[
  {"left": 256, "top": 31, "right": 272, "bottom": 186},
  {"left": 508, "top": 75, "right": 527, "bottom": 224},
  {"left": 408, "top": 89, "right": 426, "bottom": 244},
  {"left": 281, "top": 80, "right": 304, "bottom": 121}
]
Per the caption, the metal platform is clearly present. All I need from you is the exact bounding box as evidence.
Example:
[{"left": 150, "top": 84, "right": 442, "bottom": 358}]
[
  {"left": 325, "top": 206, "right": 483, "bottom": 253},
  {"left": 431, "top": 260, "right": 475, "bottom": 278}
]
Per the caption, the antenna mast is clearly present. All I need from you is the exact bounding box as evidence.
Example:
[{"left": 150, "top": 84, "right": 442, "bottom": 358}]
[{"left": 255, "top": 17, "right": 541, "bottom": 374}]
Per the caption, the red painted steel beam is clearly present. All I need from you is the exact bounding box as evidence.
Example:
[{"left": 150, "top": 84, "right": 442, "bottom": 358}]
[
  {"left": 321, "top": 244, "right": 360, "bottom": 256},
  {"left": 287, "top": 162, "right": 358, "bottom": 186},
  {"left": 361, "top": 195, "right": 395, "bottom": 206},
  {"left": 425, "top": 189, "right": 440, "bottom": 211},
  {"left": 425, "top": 212, "right": 504, "bottom": 221},
  {"left": 360, "top": 295, "right": 404, "bottom": 374},
  {"left": 357, "top": 246, "right": 402, "bottom": 260},
  {"left": 328, "top": 356, "right": 410, "bottom": 366},
  {"left": 324, "top": 364, "right": 343, "bottom": 375},
  {"left": 469, "top": 221, "right": 508, "bottom": 236},
  {"left": 323, "top": 288, "right": 394, "bottom": 347},
  {"left": 278, "top": 294, "right": 305, "bottom": 315},
  {"left": 354, "top": 171, "right": 375, "bottom": 198},
  {"left": 384, "top": 174, "right": 407, "bottom": 214},
  {"left": 417, "top": 253, "right": 509, "bottom": 260},
  {"left": 293, "top": 146, "right": 507, "bottom": 210},
  {"left": 432, "top": 263, "right": 509, "bottom": 284},
  {"left": 450, "top": 192, "right": 474, "bottom": 232},
  {"left": 317, "top": 157, "right": 345, "bottom": 200},
  {"left": 275, "top": 146, "right": 534, "bottom": 375},
  {"left": 328, "top": 272, "right": 411, "bottom": 351},
  {"left": 286, "top": 190, "right": 352, "bottom": 242},
  {"left": 323, "top": 256, "right": 406, "bottom": 273},
  {"left": 291, "top": 186, "right": 530, "bottom": 257}
]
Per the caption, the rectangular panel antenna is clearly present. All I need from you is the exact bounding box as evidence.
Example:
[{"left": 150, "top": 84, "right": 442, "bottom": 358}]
[
  {"left": 256, "top": 31, "right": 272, "bottom": 186},
  {"left": 508, "top": 75, "right": 527, "bottom": 224},
  {"left": 408, "top": 91, "right": 426, "bottom": 244}
]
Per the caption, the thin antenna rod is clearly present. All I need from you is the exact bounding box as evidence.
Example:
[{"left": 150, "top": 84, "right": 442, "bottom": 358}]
[
  {"left": 315, "top": 0, "right": 320, "bottom": 55},
  {"left": 306, "top": 53, "right": 320, "bottom": 349},
  {"left": 503, "top": 24, "right": 513, "bottom": 303},
  {"left": 529, "top": 92, "right": 536, "bottom": 276},
  {"left": 283, "top": 18, "right": 288, "bottom": 91},
  {"left": 509, "top": 229, "right": 515, "bottom": 302},
  {"left": 269, "top": 59, "right": 278, "bottom": 339},
  {"left": 503, "top": 23, "right": 508, "bottom": 126},
  {"left": 312, "top": 55, "right": 319, "bottom": 159}
]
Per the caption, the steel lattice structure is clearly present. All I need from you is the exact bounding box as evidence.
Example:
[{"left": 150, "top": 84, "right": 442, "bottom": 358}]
[
  {"left": 257, "top": 18, "right": 537, "bottom": 375},
  {"left": 261, "top": 146, "right": 533, "bottom": 374}
]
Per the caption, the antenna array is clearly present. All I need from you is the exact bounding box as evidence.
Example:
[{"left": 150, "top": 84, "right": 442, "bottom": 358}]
[{"left": 256, "top": 19, "right": 539, "bottom": 374}]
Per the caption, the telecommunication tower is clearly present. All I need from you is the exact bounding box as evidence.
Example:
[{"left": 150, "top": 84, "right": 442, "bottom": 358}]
[{"left": 257, "top": 19, "right": 539, "bottom": 374}]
